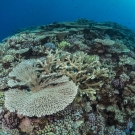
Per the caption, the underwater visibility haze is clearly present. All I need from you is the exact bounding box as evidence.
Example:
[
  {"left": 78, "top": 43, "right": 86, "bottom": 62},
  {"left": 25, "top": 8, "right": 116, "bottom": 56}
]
[
  {"left": 0, "top": 0, "right": 135, "bottom": 40},
  {"left": 0, "top": 0, "right": 135, "bottom": 135}
]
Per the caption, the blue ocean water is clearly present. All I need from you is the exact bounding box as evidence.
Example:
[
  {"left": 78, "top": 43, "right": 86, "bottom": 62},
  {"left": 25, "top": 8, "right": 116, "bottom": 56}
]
[{"left": 0, "top": 0, "right": 135, "bottom": 41}]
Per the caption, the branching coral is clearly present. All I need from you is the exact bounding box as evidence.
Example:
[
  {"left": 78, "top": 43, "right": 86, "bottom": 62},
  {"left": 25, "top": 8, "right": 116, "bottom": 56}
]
[
  {"left": 112, "top": 73, "right": 130, "bottom": 89},
  {"left": 0, "top": 43, "right": 9, "bottom": 59},
  {"left": 38, "top": 50, "right": 109, "bottom": 85},
  {"left": 2, "top": 55, "right": 14, "bottom": 64},
  {"left": 57, "top": 41, "right": 70, "bottom": 50},
  {"left": 37, "top": 49, "right": 64, "bottom": 74},
  {"left": 122, "top": 71, "right": 135, "bottom": 105},
  {"left": 108, "top": 41, "right": 130, "bottom": 54},
  {"left": 38, "top": 50, "right": 109, "bottom": 101},
  {"left": 119, "top": 55, "right": 135, "bottom": 66},
  {"left": 5, "top": 32, "right": 42, "bottom": 49}
]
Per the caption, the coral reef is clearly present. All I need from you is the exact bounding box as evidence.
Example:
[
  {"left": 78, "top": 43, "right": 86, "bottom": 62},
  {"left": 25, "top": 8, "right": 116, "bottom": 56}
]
[{"left": 0, "top": 20, "right": 135, "bottom": 134}]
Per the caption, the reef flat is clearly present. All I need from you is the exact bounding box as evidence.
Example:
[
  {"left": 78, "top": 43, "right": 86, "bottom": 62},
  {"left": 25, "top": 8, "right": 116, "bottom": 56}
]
[{"left": 0, "top": 19, "right": 135, "bottom": 135}]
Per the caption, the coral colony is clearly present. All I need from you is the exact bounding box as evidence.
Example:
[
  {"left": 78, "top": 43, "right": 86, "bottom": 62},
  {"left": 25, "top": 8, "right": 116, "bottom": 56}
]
[{"left": 0, "top": 19, "right": 135, "bottom": 134}]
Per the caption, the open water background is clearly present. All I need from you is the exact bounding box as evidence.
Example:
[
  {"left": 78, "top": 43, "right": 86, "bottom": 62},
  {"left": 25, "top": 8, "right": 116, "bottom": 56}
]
[{"left": 0, "top": 0, "right": 135, "bottom": 41}]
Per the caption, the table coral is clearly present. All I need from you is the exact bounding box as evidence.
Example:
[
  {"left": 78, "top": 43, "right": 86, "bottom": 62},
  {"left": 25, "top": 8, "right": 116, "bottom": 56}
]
[
  {"left": 5, "top": 62, "right": 78, "bottom": 117},
  {"left": 94, "top": 38, "right": 115, "bottom": 46}
]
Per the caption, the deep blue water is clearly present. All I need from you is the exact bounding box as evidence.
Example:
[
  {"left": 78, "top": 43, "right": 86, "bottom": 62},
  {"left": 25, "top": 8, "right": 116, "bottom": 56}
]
[{"left": 0, "top": 0, "right": 135, "bottom": 41}]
